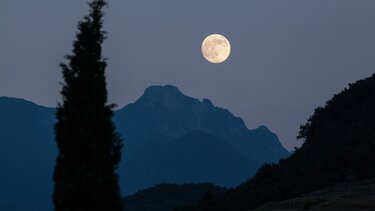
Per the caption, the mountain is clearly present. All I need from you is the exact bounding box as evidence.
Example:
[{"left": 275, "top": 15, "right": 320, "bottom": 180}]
[
  {"left": 191, "top": 74, "right": 375, "bottom": 210},
  {"left": 0, "top": 97, "right": 56, "bottom": 211},
  {"left": 114, "top": 85, "right": 289, "bottom": 194},
  {"left": 115, "top": 85, "right": 289, "bottom": 162},
  {"left": 0, "top": 85, "right": 288, "bottom": 210},
  {"left": 123, "top": 130, "right": 260, "bottom": 194},
  {"left": 123, "top": 183, "right": 227, "bottom": 211}
]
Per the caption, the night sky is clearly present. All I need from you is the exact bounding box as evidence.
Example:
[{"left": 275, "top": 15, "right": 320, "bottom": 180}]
[{"left": 1, "top": 0, "right": 375, "bottom": 150}]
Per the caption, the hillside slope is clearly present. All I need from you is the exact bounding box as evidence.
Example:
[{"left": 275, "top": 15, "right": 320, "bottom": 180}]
[
  {"left": 123, "top": 130, "right": 260, "bottom": 194},
  {"left": 196, "top": 74, "right": 375, "bottom": 210}
]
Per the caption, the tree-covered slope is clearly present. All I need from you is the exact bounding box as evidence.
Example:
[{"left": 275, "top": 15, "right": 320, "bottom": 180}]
[{"left": 199, "top": 74, "right": 375, "bottom": 210}]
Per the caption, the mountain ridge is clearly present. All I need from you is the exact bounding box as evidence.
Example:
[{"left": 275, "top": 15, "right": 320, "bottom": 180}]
[
  {"left": 115, "top": 84, "right": 289, "bottom": 165},
  {"left": 0, "top": 84, "right": 289, "bottom": 210}
]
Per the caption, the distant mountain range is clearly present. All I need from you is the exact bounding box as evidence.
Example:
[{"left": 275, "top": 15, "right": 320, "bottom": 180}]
[
  {"left": 0, "top": 97, "right": 56, "bottom": 211},
  {"left": 0, "top": 85, "right": 289, "bottom": 210}
]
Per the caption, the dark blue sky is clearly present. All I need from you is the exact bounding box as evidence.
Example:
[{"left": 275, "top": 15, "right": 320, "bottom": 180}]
[{"left": 1, "top": 0, "right": 375, "bottom": 149}]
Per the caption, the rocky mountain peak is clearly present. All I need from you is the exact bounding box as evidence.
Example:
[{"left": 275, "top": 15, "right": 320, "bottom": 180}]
[
  {"left": 143, "top": 85, "right": 183, "bottom": 98},
  {"left": 115, "top": 85, "right": 289, "bottom": 164}
]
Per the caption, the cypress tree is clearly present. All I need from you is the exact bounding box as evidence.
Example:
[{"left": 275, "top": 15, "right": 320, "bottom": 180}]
[{"left": 53, "top": 0, "right": 123, "bottom": 210}]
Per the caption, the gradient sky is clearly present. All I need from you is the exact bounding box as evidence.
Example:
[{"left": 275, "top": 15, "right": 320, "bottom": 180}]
[{"left": 1, "top": 0, "right": 375, "bottom": 150}]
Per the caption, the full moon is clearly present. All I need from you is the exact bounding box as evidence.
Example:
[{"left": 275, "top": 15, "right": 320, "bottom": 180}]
[{"left": 201, "top": 34, "right": 231, "bottom": 63}]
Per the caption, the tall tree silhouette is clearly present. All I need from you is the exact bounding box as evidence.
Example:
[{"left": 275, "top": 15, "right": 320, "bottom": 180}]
[{"left": 53, "top": 0, "right": 123, "bottom": 210}]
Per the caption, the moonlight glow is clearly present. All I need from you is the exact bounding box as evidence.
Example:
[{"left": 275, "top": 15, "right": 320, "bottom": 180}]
[{"left": 201, "top": 34, "right": 231, "bottom": 63}]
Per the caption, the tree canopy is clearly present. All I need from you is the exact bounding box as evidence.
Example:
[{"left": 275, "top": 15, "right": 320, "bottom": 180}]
[{"left": 53, "top": 1, "right": 123, "bottom": 210}]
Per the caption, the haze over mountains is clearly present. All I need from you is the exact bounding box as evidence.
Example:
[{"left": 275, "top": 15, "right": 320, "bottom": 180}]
[{"left": 0, "top": 85, "right": 289, "bottom": 210}]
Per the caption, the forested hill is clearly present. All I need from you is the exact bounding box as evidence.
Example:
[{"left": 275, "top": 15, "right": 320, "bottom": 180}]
[{"left": 194, "top": 74, "right": 375, "bottom": 210}]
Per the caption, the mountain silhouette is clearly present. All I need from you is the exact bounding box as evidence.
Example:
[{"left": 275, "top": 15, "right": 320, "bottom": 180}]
[
  {"left": 0, "top": 97, "right": 56, "bottom": 211},
  {"left": 114, "top": 85, "right": 289, "bottom": 194},
  {"left": 115, "top": 85, "right": 289, "bottom": 163},
  {"left": 0, "top": 85, "right": 289, "bottom": 210}
]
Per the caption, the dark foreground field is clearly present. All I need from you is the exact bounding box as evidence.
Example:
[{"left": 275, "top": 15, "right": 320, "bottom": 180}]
[{"left": 256, "top": 179, "right": 375, "bottom": 211}]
